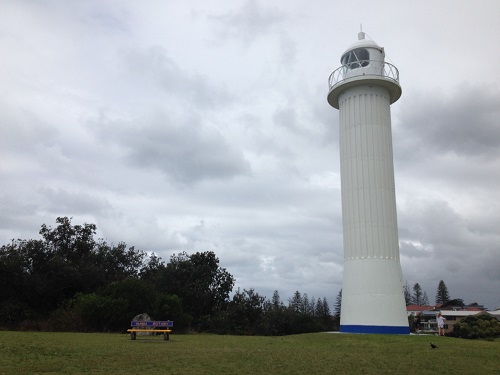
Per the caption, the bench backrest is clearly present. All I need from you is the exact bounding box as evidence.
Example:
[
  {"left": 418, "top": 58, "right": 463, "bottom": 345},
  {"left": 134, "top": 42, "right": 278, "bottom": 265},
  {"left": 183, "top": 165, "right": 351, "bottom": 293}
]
[{"left": 131, "top": 321, "right": 173, "bottom": 328}]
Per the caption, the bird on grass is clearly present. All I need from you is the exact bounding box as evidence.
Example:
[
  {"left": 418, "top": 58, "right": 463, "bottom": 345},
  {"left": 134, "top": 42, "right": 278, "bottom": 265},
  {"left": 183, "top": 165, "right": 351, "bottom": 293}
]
[{"left": 430, "top": 342, "right": 438, "bottom": 349}]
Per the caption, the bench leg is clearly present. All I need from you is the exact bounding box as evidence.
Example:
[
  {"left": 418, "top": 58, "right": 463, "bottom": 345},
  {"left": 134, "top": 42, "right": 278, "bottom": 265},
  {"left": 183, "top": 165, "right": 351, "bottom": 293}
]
[
  {"left": 130, "top": 331, "right": 137, "bottom": 340},
  {"left": 163, "top": 332, "right": 169, "bottom": 341}
]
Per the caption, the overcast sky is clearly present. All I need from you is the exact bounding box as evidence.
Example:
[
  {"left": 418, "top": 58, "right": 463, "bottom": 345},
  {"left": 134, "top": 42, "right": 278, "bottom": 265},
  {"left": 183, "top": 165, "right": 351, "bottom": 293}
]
[{"left": 1, "top": 0, "right": 499, "bottom": 310}]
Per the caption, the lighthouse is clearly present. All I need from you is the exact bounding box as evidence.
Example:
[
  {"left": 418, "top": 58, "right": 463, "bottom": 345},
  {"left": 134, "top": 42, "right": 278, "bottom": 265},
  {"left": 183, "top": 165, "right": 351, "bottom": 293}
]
[{"left": 327, "top": 32, "right": 409, "bottom": 334}]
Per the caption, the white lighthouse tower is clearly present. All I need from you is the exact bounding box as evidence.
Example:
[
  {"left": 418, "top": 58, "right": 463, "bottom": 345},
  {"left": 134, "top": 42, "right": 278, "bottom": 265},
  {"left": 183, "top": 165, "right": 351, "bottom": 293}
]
[{"left": 327, "top": 32, "right": 409, "bottom": 334}]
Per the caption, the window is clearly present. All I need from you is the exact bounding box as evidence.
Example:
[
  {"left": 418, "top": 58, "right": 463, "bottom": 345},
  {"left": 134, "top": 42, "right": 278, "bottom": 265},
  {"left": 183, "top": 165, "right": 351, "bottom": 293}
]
[{"left": 341, "top": 48, "right": 369, "bottom": 69}]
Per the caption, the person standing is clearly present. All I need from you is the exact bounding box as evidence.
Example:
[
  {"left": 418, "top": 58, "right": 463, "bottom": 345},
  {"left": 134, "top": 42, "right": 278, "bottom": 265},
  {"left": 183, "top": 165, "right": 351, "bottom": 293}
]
[
  {"left": 437, "top": 312, "right": 445, "bottom": 336},
  {"left": 414, "top": 312, "right": 422, "bottom": 333}
]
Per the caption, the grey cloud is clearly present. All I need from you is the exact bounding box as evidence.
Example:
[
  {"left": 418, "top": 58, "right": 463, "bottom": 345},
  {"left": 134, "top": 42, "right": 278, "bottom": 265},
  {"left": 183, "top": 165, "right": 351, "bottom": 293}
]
[
  {"left": 81, "top": 4, "right": 132, "bottom": 33},
  {"left": 395, "top": 83, "right": 500, "bottom": 160},
  {"left": 210, "top": 0, "right": 284, "bottom": 44},
  {"left": 0, "top": 192, "right": 41, "bottom": 236},
  {"left": 399, "top": 198, "right": 481, "bottom": 254},
  {"left": 278, "top": 33, "right": 297, "bottom": 66},
  {"left": 0, "top": 187, "right": 108, "bottom": 244},
  {"left": 0, "top": 100, "right": 58, "bottom": 153},
  {"left": 123, "top": 46, "right": 233, "bottom": 109},
  {"left": 399, "top": 194, "right": 500, "bottom": 302},
  {"left": 40, "top": 188, "right": 111, "bottom": 216},
  {"left": 400, "top": 241, "right": 433, "bottom": 259},
  {"left": 393, "top": 81, "right": 500, "bottom": 308},
  {"left": 90, "top": 113, "right": 250, "bottom": 184}
]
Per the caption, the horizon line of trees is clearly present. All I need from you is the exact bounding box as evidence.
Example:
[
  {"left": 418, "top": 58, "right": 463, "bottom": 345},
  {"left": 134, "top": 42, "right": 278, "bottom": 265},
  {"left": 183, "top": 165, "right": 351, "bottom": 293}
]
[
  {"left": 403, "top": 280, "right": 477, "bottom": 309},
  {"left": 0, "top": 217, "right": 337, "bottom": 335}
]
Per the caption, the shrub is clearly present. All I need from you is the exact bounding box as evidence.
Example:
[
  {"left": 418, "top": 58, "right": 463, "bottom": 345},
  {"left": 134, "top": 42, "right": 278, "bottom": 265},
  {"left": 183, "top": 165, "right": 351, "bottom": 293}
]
[
  {"left": 71, "top": 293, "right": 128, "bottom": 331},
  {"left": 453, "top": 314, "right": 500, "bottom": 339}
]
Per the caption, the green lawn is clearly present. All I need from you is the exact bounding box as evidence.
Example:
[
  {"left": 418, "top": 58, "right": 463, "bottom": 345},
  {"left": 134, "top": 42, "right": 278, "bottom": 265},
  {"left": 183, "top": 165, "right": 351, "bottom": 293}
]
[{"left": 0, "top": 331, "right": 498, "bottom": 374}]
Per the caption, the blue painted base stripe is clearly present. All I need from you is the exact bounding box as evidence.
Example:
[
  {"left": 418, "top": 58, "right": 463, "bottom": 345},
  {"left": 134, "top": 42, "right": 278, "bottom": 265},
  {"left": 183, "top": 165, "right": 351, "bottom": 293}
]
[{"left": 341, "top": 325, "right": 410, "bottom": 334}]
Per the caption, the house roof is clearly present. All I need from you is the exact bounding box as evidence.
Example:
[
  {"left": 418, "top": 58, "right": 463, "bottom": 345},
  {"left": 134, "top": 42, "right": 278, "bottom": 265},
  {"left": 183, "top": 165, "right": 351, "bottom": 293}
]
[
  {"left": 440, "top": 311, "right": 483, "bottom": 317},
  {"left": 406, "top": 305, "right": 435, "bottom": 311}
]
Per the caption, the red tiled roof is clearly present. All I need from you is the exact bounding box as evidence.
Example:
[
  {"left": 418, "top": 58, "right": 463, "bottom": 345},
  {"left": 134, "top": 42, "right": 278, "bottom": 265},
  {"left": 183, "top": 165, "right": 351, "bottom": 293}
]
[{"left": 406, "top": 305, "right": 434, "bottom": 311}]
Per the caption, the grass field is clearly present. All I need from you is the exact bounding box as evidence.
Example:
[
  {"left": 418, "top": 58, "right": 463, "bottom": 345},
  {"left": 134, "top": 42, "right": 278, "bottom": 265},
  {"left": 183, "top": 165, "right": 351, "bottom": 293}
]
[{"left": 0, "top": 331, "right": 498, "bottom": 374}]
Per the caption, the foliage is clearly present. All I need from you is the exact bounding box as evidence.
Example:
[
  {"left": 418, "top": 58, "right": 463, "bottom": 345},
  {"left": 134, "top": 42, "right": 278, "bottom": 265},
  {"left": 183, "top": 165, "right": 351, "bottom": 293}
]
[
  {"left": 412, "top": 283, "right": 423, "bottom": 305},
  {"left": 453, "top": 314, "right": 500, "bottom": 339},
  {"left": 405, "top": 282, "right": 430, "bottom": 306},
  {"left": 139, "top": 253, "right": 168, "bottom": 289},
  {"left": 163, "top": 251, "right": 235, "bottom": 326},
  {"left": 101, "top": 278, "right": 157, "bottom": 327},
  {"left": 213, "top": 288, "right": 266, "bottom": 335},
  {"left": 1, "top": 217, "right": 335, "bottom": 335},
  {"left": 208, "top": 288, "right": 334, "bottom": 336},
  {"left": 259, "top": 290, "right": 292, "bottom": 336},
  {"left": 317, "top": 297, "right": 332, "bottom": 325},
  {"left": 422, "top": 291, "right": 429, "bottom": 305},
  {"left": 151, "top": 293, "right": 189, "bottom": 327},
  {"left": 441, "top": 298, "right": 464, "bottom": 308},
  {"left": 435, "top": 279, "right": 450, "bottom": 304},
  {"left": 0, "top": 217, "right": 148, "bottom": 324},
  {"left": 71, "top": 293, "right": 128, "bottom": 332},
  {"left": 403, "top": 281, "right": 412, "bottom": 305}
]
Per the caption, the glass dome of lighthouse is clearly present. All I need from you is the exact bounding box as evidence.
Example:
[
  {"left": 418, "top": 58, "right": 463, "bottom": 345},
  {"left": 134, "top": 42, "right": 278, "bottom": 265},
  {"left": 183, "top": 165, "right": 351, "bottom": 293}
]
[
  {"left": 340, "top": 31, "right": 384, "bottom": 69},
  {"left": 327, "top": 32, "right": 401, "bottom": 109}
]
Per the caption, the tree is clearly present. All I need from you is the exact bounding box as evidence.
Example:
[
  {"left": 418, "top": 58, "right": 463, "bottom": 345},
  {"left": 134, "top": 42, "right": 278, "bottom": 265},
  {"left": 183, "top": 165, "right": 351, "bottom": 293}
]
[
  {"left": 0, "top": 217, "right": 149, "bottom": 326},
  {"left": 314, "top": 297, "right": 330, "bottom": 319},
  {"left": 163, "top": 251, "right": 234, "bottom": 324},
  {"left": 315, "top": 298, "right": 326, "bottom": 319},
  {"left": 300, "top": 293, "right": 314, "bottom": 315},
  {"left": 4, "top": 217, "right": 342, "bottom": 335},
  {"left": 271, "top": 290, "right": 283, "bottom": 309},
  {"left": 322, "top": 297, "right": 331, "bottom": 318},
  {"left": 289, "top": 291, "right": 302, "bottom": 313},
  {"left": 403, "top": 281, "right": 412, "bottom": 305},
  {"left": 71, "top": 292, "right": 128, "bottom": 332},
  {"left": 412, "top": 283, "right": 423, "bottom": 305},
  {"left": 453, "top": 314, "right": 500, "bottom": 339},
  {"left": 442, "top": 298, "right": 464, "bottom": 308},
  {"left": 151, "top": 293, "right": 189, "bottom": 330},
  {"left": 287, "top": 291, "right": 322, "bottom": 334},
  {"left": 102, "top": 278, "right": 156, "bottom": 326},
  {"left": 0, "top": 240, "right": 35, "bottom": 325},
  {"left": 94, "top": 241, "right": 146, "bottom": 284},
  {"left": 315, "top": 297, "right": 332, "bottom": 330},
  {"left": 139, "top": 253, "right": 169, "bottom": 290},
  {"left": 435, "top": 280, "right": 450, "bottom": 305},
  {"left": 240, "top": 288, "right": 265, "bottom": 331},
  {"left": 37, "top": 217, "right": 147, "bottom": 297},
  {"left": 422, "top": 291, "right": 429, "bottom": 305},
  {"left": 261, "top": 291, "right": 291, "bottom": 336},
  {"left": 222, "top": 288, "right": 265, "bottom": 334},
  {"left": 39, "top": 217, "right": 96, "bottom": 262}
]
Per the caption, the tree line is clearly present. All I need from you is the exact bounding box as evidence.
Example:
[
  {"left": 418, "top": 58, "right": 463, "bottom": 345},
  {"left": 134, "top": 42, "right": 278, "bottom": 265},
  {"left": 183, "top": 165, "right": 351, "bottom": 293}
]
[
  {"left": 403, "top": 279, "right": 473, "bottom": 308},
  {"left": 0, "top": 217, "right": 336, "bottom": 335},
  {"left": 404, "top": 280, "right": 446, "bottom": 306}
]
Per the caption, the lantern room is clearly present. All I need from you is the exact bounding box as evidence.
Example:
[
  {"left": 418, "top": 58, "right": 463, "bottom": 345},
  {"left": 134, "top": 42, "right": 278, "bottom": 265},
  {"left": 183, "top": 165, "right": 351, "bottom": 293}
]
[
  {"left": 327, "top": 32, "right": 401, "bottom": 109},
  {"left": 340, "top": 32, "right": 385, "bottom": 72}
]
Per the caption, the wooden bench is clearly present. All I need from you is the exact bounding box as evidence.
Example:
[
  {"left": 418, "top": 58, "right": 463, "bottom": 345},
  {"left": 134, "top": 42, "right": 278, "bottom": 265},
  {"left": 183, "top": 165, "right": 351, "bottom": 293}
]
[{"left": 127, "top": 320, "right": 173, "bottom": 341}]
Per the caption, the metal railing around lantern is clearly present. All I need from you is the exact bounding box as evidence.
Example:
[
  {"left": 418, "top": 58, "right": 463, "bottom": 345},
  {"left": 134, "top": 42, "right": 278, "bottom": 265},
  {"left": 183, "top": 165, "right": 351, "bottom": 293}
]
[{"left": 328, "top": 60, "right": 400, "bottom": 89}]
